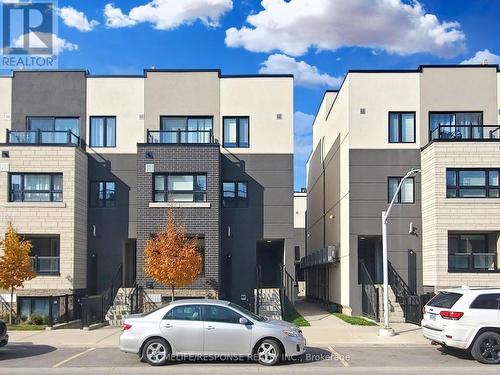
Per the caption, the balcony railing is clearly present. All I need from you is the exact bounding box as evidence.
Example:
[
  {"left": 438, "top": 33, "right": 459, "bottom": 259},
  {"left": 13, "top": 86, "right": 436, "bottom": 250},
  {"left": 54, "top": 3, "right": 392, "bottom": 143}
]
[
  {"left": 448, "top": 252, "right": 498, "bottom": 272},
  {"left": 300, "top": 246, "right": 339, "bottom": 269},
  {"left": 31, "top": 256, "right": 60, "bottom": 275},
  {"left": 6, "top": 129, "right": 80, "bottom": 146},
  {"left": 147, "top": 130, "right": 214, "bottom": 144},
  {"left": 431, "top": 125, "right": 500, "bottom": 141}
]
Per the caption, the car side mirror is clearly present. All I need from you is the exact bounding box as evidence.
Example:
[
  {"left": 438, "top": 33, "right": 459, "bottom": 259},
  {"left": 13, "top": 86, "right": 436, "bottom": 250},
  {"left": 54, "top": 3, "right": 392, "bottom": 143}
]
[{"left": 239, "top": 317, "right": 251, "bottom": 325}]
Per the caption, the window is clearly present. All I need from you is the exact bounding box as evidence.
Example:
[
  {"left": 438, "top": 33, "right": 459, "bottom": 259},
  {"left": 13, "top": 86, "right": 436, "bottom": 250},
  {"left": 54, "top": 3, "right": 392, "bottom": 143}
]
[
  {"left": 222, "top": 181, "right": 248, "bottom": 207},
  {"left": 429, "top": 112, "right": 483, "bottom": 140},
  {"left": 470, "top": 294, "right": 500, "bottom": 310},
  {"left": 295, "top": 246, "right": 300, "bottom": 261},
  {"left": 389, "top": 112, "right": 415, "bottom": 143},
  {"left": 9, "top": 173, "right": 63, "bottom": 202},
  {"left": 27, "top": 117, "right": 80, "bottom": 139},
  {"left": 202, "top": 305, "right": 243, "bottom": 324},
  {"left": 154, "top": 174, "right": 207, "bottom": 202},
  {"left": 160, "top": 117, "right": 212, "bottom": 143},
  {"left": 448, "top": 233, "right": 498, "bottom": 272},
  {"left": 22, "top": 235, "right": 60, "bottom": 275},
  {"left": 90, "top": 117, "right": 116, "bottom": 147},
  {"left": 164, "top": 305, "right": 201, "bottom": 321},
  {"left": 447, "top": 169, "right": 499, "bottom": 198},
  {"left": 223, "top": 117, "right": 249, "bottom": 148},
  {"left": 388, "top": 177, "right": 414, "bottom": 203},
  {"left": 90, "top": 181, "right": 116, "bottom": 207},
  {"left": 427, "top": 292, "right": 463, "bottom": 309}
]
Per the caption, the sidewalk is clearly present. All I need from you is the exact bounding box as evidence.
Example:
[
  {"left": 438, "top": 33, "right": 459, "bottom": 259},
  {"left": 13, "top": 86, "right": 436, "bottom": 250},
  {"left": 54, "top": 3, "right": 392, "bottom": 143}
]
[{"left": 295, "top": 299, "right": 428, "bottom": 346}]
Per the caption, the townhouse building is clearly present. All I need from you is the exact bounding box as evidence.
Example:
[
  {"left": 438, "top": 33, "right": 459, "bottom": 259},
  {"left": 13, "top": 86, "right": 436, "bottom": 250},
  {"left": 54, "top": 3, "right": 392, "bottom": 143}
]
[
  {"left": 305, "top": 65, "right": 500, "bottom": 319},
  {"left": 0, "top": 69, "right": 294, "bottom": 319}
]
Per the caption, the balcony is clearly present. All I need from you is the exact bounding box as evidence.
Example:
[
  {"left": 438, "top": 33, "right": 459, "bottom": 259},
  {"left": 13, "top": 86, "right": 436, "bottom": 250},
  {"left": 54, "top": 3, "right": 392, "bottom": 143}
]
[
  {"left": 31, "top": 256, "right": 60, "bottom": 275},
  {"left": 448, "top": 252, "right": 498, "bottom": 272},
  {"left": 430, "top": 125, "right": 500, "bottom": 142},
  {"left": 300, "top": 246, "right": 339, "bottom": 269},
  {"left": 147, "top": 130, "right": 214, "bottom": 144},
  {"left": 6, "top": 129, "right": 80, "bottom": 146}
]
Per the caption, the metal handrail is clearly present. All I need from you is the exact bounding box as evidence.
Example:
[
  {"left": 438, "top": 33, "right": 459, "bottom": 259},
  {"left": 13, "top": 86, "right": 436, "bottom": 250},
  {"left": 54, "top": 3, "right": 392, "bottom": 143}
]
[
  {"left": 388, "top": 261, "right": 413, "bottom": 313},
  {"left": 147, "top": 129, "right": 214, "bottom": 144},
  {"left": 430, "top": 124, "right": 500, "bottom": 141},
  {"left": 31, "top": 256, "right": 60, "bottom": 274},
  {"left": 6, "top": 129, "right": 80, "bottom": 146}
]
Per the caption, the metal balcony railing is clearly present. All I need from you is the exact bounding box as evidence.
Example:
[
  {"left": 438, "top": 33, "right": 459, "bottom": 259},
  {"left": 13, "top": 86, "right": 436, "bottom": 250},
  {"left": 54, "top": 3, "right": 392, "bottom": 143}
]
[
  {"left": 6, "top": 129, "right": 80, "bottom": 146},
  {"left": 300, "top": 246, "right": 339, "bottom": 269},
  {"left": 147, "top": 129, "right": 214, "bottom": 144},
  {"left": 448, "top": 252, "right": 498, "bottom": 272},
  {"left": 430, "top": 125, "right": 500, "bottom": 141},
  {"left": 31, "top": 256, "right": 60, "bottom": 275}
]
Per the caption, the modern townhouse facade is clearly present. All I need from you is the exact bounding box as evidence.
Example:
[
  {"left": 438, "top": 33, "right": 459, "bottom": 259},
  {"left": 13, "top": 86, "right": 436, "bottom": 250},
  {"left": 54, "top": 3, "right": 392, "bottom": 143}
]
[
  {"left": 0, "top": 69, "right": 294, "bottom": 319},
  {"left": 305, "top": 65, "right": 500, "bottom": 319}
]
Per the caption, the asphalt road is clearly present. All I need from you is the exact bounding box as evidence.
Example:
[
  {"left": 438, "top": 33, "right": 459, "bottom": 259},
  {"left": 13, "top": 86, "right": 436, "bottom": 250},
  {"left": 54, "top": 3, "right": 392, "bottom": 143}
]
[{"left": 1, "top": 343, "right": 499, "bottom": 374}]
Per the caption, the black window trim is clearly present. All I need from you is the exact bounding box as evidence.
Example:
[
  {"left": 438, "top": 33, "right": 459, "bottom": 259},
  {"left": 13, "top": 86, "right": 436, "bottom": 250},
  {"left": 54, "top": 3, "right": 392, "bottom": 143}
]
[
  {"left": 223, "top": 116, "right": 250, "bottom": 148},
  {"left": 22, "top": 234, "right": 61, "bottom": 276},
  {"left": 446, "top": 168, "right": 500, "bottom": 199},
  {"left": 428, "top": 111, "right": 484, "bottom": 142},
  {"left": 89, "top": 181, "right": 116, "bottom": 208},
  {"left": 387, "top": 176, "right": 415, "bottom": 204},
  {"left": 9, "top": 173, "right": 63, "bottom": 202},
  {"left": 388, "top": 111, "right": 416, "bottom": 144},
  {"left": 26, "top": 116, "right": 81, "bottom": 132},
  {"left": 153, "top": 173, "right": 207, "bottom": 203},
  {"left": 447, "top": 232, "right": 500, "bottom": 273},
  {"left": 89, "top": 116, "right": 117, "bottom": 148},
  {"left": 222, "top": 181, "right": 248, "bottom": 208},
  {"left": 469, "top": 293, "right": 500, "bottom": 310}
]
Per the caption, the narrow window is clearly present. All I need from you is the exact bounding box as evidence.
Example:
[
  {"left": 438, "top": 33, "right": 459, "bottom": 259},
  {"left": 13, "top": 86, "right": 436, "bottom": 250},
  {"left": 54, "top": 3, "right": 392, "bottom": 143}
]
[
  {"left": 90, "top": 181, "right": 116, "bottom": 207},
  {"left": 222, "top": 181, "right": 248, "bottom": 207},
  {"left": 223, "top": 117, "right": 249, "bottom": 148},
  {"left": 388, "top": 177, "right": 414, "bottom": 203},
  {"left": 388, "top": 112, "right": 415, "bottom": 143},
  {"left": 90, "top": 117, "right": 116, "bottom": 147}
]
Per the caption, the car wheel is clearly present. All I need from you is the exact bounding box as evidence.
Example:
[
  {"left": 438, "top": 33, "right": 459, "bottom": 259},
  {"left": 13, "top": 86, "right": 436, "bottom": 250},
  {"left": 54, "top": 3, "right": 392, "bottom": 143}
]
[
  {"left": 256, "top": 339, "right": 282, "bottom": 366},
  {"left": 471, "top": 331, "right": 500, "bottom": 364},
  {"left": 142, "top": 338, "right": 171, "bottom": 366}
]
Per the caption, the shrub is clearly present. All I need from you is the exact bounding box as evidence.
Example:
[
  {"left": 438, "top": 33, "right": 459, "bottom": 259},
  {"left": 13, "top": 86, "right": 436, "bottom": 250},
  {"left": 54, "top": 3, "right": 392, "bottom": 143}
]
[
  {"left": 42, "top": 315, "right": 50, "bottom": 325},
  {"left": 20, "top": 315, "right": 28, "bottom": 322},
  {"left": 30, "top": 313, "right": 44, "bottom": 325}
]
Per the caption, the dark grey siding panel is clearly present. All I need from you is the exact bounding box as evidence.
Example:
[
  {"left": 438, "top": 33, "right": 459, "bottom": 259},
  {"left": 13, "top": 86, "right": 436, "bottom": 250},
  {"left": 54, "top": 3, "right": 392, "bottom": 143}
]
[
  {"left": 136, "top": 145, "right": 221, "bottom": 295},
  {"left": 11, "top": 71, "right": 87, "bottom": 141},
  {"left": 221, "top": 153, "right": 293, "bottom": 308},
  {"left": 87, "top": 153, "right": 137, "bottom": 293}
]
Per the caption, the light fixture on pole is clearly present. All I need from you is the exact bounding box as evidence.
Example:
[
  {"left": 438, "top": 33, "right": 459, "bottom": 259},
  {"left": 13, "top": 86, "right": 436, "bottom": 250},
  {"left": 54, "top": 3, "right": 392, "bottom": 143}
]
[{"left": 379, "top": 168, "right": 421, "bottom": 337}]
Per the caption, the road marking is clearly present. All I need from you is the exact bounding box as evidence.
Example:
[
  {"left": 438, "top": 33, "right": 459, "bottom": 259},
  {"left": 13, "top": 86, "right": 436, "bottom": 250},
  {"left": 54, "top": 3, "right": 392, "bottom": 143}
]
[
  {"left": 52, "top": 347, "right": 96, "bottom": 368},
  {"left": 328, "top": 346, "right": 350, "bottom": 367}
]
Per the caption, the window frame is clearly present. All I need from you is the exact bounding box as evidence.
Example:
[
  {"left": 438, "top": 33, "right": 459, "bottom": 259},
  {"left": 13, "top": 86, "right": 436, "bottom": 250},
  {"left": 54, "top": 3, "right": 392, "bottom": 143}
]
[
  {"left": 428, "top": 111, "right": 483, "bottom": 141},
  {"left": 448, "top": 232, "right": 499, "bottom": 273},
  {"left": 153, "top": 173, "right": 207, "bottom": 203},
  {"left": 222, "top": 181, "right": 248, "bottom": 208},
  {"left": 89, "top": 181, "right": 116, "bottom": 208},
  {"left": 387, "top": 176, "right": 415, "bottom": 204},
  {"left": 89, "top": 116, "right": 116, "bottom": 148},
  {"left": 223, "top": 116, "right": 250, "bottom": 148},
  {"left": 388, "top": 112, "right": 416, "bottom": 144},
  {"left": 163, "top": 304, "right": 202, "bottom": 321},
  {"left": 9, "top": 173, "right": 63, "bottom": 202},
  {"left": 26, "top": 116, "right": 80, "bottom": 134},
  {"left": 159, "top": 116, "right": 213, "bottom": 143},
  {"left": 22, "top": 234, "right": 60, "bottom": 276},
  {"left": 446, "top": 169, "right": 500, "bottom": 199},
  {"left": 201, "top": 304, "right": 244, "bottom": 324}
]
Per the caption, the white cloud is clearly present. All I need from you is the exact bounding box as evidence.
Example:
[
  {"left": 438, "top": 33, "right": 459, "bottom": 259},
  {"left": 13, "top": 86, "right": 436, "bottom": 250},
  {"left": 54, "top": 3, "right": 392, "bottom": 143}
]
[
  {"left": 104, "top": 0, "right": 233, "bottom": 30},
  {"left": 259, "top": 54, "right": 342, "bottom": 88},
  {"left": 13, "top": 33, "right": 78, "bottom": 55},
  {"left": 294, "top": 111, "right": 315, "bottom": 189},
  {"left": 58, "top": 6, "right": 99, "bottom": 32},
  {"left": 461, "top": 49, "right": 500, "bottom": 65},
  {"left": 226, "top": 0, "right": 465, "bottom": 57}
]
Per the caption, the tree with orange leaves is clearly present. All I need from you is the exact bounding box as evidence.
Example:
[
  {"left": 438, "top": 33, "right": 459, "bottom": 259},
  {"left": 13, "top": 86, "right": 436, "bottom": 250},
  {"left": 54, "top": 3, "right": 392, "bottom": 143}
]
[
  {"left": 144, "top": 211, "right": 202, "bottom": 302},
  {"left": 0, "top": 223, "right": 36, "bottom": 324}
]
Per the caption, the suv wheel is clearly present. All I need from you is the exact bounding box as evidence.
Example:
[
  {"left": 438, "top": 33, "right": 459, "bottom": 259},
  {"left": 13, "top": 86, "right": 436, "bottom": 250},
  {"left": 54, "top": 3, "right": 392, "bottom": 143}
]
[
  {"left": 142, "top": 338, "right": 171, "bottom": 366},
  {"left": 471, "top": 331, "right": 500, "bottom": 364},
  {"left": 256, "top": 339, "right": 282, "bottom": 366}
]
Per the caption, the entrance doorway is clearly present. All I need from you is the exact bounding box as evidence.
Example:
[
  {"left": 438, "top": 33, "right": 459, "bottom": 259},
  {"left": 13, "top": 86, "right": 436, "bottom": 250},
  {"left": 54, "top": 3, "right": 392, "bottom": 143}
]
[
  {"left": 358, "top": 236, "right": 383, "bottom": 284},
  {"left": 123, "top": 239, "right": 136, "bottom": 288},
  {"left": 256, "top": 239, "right": 284, "bottom": 288}
]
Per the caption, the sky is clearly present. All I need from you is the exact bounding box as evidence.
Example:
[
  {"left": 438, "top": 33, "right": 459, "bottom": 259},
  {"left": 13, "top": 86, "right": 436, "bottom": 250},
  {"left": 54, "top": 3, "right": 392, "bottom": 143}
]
[{"left": 2, "top": 0, "right": 500, "bottom": 190}]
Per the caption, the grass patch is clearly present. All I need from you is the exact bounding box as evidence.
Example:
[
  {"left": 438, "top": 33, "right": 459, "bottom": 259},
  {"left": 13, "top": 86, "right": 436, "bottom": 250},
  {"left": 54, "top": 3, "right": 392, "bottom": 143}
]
[
  {"left": 333, "top": 313, "right": 377, "bottom": 326},
  {"left": 7, "top": 324, "right": 47, "bottom": 331},
  {"left": 284, "top": 306, "right": 311, "bottom": 327}
]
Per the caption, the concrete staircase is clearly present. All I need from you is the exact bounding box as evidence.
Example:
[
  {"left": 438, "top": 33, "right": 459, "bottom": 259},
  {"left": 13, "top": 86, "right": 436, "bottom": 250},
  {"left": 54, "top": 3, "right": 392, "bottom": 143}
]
[
  {"left": 256, "top": 288, "right": 282, "bottom": 320},
  {"left": 105, "top": 288, "right": 133, "bottom": 326},
  {"left": 378, "top": 286, "right": 406, "bottom": 323}
]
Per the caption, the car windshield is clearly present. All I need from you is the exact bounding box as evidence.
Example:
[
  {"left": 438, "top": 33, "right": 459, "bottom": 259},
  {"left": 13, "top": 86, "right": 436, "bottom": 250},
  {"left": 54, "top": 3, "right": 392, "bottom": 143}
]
[
  {"left": 427, "top": 292, "right": 463, "bottom": 309},
  {"left": 228, "top": 302, "right": 266, "bottom": 322}
]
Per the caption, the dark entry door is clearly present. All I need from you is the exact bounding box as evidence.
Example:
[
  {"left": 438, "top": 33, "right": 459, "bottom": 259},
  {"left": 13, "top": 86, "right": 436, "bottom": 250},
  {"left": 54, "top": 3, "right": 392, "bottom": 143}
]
[
  {"left": 358, "top": 236, "right": 383, "bottom": 284},
  {"left": 408, "top": 249, "right": 417, "bottom": 294},
  {"left": 256, "top": 239, "right": 284, "bottom": 288},
  {"left": 123, "top": 239, "right": 136, "bottom": 288}
]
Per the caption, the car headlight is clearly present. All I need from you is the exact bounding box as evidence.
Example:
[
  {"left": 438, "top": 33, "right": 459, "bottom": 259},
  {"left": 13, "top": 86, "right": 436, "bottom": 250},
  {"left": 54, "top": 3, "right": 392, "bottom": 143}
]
[{"left": 283, "top": 329, "right": 301, "bottom": 337}]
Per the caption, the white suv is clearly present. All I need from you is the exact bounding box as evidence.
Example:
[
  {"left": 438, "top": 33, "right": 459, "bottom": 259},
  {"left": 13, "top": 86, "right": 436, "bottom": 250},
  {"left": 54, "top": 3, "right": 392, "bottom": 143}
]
[{"left": 422, "top": 287, "right": 500, "bottom": 364}]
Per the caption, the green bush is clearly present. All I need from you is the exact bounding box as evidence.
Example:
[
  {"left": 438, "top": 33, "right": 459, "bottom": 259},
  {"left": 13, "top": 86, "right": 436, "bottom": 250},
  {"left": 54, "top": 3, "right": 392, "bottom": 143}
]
[
  {"left": 30, "top": 314, "right": 44, "bottom": 325},
  {"left": 42, "top": 315, "right": 50, "bottom": 325},
  {"left": 20, "top": 315, "right": 28, "bottom": 322}
]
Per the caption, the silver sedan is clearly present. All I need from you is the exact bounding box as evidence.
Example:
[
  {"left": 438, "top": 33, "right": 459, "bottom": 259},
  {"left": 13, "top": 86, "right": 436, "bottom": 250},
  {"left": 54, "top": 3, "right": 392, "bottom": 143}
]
[{"left": 119, "top": 299, "right": 306, "bottom": 366}]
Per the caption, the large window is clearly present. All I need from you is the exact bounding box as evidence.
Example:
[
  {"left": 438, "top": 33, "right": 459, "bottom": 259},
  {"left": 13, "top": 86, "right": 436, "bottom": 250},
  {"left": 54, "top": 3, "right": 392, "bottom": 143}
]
[
  {"left": 446, "top": 169, "right": 499, "bottom": 198},
  {"left": 154, "top": 174, "right": 207, "bottom": 202},
  {"left": 9, "top": 173, "right": 63, "bottom": 202},
  {"left": 27, "top": 117, "right": 80, "bottom": 138},
  {"left": 23, "top": 235, "right": 60, "bottom": 275},
  {"left": 388, "top": 177, "right": 414, "bottom": 203},
  {"left": 223, "top": 117, "right": 249, "bottom": 148},
  {"left": 448, "top": 233, "right": 498, "bottom": 272},
  {"left": 90, "top": 117, "right": 116, "bottom": 147},
  {"left": 90, "top": 181, "right": 116, "bottom": 207},
  {"left": 222, "top": 181, "right": 248, "bottom": 207},
  {"left": 160, "top": 117, "right": 212, "bottom": 143},
  {"left": 429, "top": 112, "right": 483, "bottom": 140},
  {"left": 389, "top": 112, "right": 415, "bottom": 143}
]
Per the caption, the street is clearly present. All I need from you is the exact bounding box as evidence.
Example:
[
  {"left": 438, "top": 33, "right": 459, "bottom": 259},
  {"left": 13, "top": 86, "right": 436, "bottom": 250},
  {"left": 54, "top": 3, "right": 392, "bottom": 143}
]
[{"left": 0, "top": 342, "right": 497, "bottom": 374}]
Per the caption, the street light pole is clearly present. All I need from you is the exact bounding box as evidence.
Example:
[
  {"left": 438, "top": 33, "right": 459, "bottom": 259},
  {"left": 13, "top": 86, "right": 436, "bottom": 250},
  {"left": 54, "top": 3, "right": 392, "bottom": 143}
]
[{"left": 379, "top": 168, "right": 420, "bottom": 337}]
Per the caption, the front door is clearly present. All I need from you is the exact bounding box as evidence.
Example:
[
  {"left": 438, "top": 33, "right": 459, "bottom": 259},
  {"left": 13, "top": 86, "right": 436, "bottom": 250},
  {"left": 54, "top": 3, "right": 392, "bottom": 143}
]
[
  {"left": 160, "top": 304, "right": 204, "bottom": 354},
  {"left": 202, "top": 305, "right": 253, "bottom": 355}
]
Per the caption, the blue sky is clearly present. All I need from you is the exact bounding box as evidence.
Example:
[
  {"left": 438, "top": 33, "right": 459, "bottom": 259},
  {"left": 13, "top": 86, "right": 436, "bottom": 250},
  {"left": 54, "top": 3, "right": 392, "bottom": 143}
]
[{"left": 3, "top": 0, "right": 500, "bottom": 190}]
